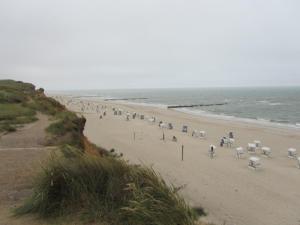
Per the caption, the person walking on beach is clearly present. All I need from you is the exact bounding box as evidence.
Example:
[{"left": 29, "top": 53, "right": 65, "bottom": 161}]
[
  {"left": 220, "top": 138, "right": 224, "bottom": 147},
  {"left": 210, "top": 146, "right": 215, "bottom": 158}
]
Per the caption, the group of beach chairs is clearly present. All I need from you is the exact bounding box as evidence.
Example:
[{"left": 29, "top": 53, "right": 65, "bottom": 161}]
[
  {"left": 209, "top": 136, "right": 299, "bottom": 170},
  {"left": 73, "top": 101, "right": 300, "bottom": 171}
]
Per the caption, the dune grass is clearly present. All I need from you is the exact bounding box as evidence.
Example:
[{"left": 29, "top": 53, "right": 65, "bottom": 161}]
[
  {"left": 0, "top": 79, "right": 66, "bottom": 133},
  {"left": 15, "top": 148, "right": 201, "bottom": 225},
  {"left": 0, "top": 80, "right": 37, "bottom": 132},
  {"left": 0, "top": 103, "right": 37, "bottom": 132},
  {"left": 46, "top": 111, "right": 86, "bottom": 148}
]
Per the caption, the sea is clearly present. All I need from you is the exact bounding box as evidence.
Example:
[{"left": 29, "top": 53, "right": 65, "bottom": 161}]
[{"left": 52, "top": 87, "right": 300, "bottom": 130}]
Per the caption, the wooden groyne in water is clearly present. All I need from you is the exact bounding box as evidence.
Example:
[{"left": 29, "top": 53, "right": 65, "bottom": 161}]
[
  {"left": 167, "top": 102, "right": 228, "bottom": 109},
  {"left": 104, "top": 97, "right": 148, "bottom": 101}
]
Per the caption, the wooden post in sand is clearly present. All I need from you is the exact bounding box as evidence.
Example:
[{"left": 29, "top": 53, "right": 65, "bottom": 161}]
[
  {"left": 181, "top": 145, "right": 184, "bottom": 161},
  {"left": 133, "top": 132, "right": 136, "bottom": 141},
  {"left": 163, "top": 132, "right": 165, "bottom": 141}
]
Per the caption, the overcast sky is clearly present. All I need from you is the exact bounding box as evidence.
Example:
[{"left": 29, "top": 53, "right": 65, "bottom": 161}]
[{"left": 0, "top": 0, "right": 300, "bottom": 90}]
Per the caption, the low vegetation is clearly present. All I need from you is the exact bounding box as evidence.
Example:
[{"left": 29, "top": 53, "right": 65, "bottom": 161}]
[
  {"left": 15, "top": 148, "right": 200, "bottom": 225},
  {"left": 0, "top": 80, "right": 36, "bottom": 132},
  {"left": 0, "top": 80, "right": 85, "bottom": 148},
  {"left": 1, "top": 80, "right": 205, "bottom": 225},
  {"left": 46, "top": 111, "right": 86, "bottom": 148},
  {"left": 0, "top": 103, "right": 37, "bottom": 132},
  {"left": 0, "top": 79, "right": 65, "bottom": 133}
]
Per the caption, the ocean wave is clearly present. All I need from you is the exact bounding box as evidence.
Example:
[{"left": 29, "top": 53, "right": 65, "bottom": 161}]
[
  {"left": 257, "top": 100, "right": 282, "bottom": 106},
  {"left": 173, "top": 108, "right": 300, "bottom": 130},
  {"left": 269, "top": 102, "right": 282, "bottom": 106},
  {"left": 257, "top": 100, "right": 269, "bottom": 104}
]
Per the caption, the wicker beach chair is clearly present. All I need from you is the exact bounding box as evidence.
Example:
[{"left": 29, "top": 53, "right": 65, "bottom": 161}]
[
  {"left": 288, "top": 148, "right": 297, "bottom": 159},
  {"left": 247, "top": 143, "right": 257, "bottom": 153},
  {"left": 249, "top": 157, "right": 261, "bottom": 170},
  {"left": 261, "top": 147, "right": 271, "bottom": 157},
  {"left": 182, "top": 125, "right": 188, "bottom": 133},
  {"left": 236, "top": 147, "right": 244, "bottom": 159}
]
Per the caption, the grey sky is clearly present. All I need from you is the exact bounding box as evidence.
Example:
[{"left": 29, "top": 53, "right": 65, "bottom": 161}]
[{"left": 0, "top": 0, "right": 300, "bottom": 90}]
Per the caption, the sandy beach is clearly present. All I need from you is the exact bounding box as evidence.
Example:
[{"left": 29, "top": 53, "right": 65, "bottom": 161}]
[{"left": 57, "top": 96, "right": 300, "bottom": 225}]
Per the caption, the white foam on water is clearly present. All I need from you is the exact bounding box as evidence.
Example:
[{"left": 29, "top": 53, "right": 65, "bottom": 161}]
[
  {"left": 173, "top": 107, "right": 300, "bottom": 131},
  {"left": 269, "top": 102, "right": 282, "bottom": 106}
]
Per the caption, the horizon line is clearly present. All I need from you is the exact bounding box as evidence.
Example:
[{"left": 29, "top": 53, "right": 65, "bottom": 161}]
[{"left": 46, "top": 84, "right": 300, "bottom": 92}]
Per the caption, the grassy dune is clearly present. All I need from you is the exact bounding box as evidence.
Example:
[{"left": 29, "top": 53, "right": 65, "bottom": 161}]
[
  {"left": 16, "top": 148, "right": 199, "bottom": 225},
  {"left": 0, "top": 79, "right": 65, "bottom": 133},
  {"left": 1, "top": 80, "right": 206, "bottom": 225}
]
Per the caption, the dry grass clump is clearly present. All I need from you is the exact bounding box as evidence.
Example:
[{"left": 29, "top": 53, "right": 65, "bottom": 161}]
[{"left": 15, "top": 148, "right": 202, "bottom": 225}]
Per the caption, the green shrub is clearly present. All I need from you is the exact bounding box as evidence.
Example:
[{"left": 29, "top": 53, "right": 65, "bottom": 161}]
[
  {"left": 29, "top": 96, "right": 65, "bottom": 115},
  {"left": 0, "top": 103, "right": 37, "bottom": 132},
  {"left": 0, "top": 123, "right": 17, "bottom": 132},
  {"left": 0, "top": 104, "right": 36, "bottom": 120},
  {"left": 0, "top": 89, "right": 25, "bottom": 103},
  {"left": 46, "top": 112, "right": 86, "bottom": 148}
]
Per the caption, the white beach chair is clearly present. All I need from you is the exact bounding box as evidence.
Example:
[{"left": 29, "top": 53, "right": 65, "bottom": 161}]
[
  {"left": 236, "top": 147, "right": 244, "bottom": 159},
  {"left": 199, "top": 131, "right": 206, "bottom": 139},
  {"left": 297, "top": 157, "right": 300, "bottom": 169},
  {"left": 192, "top": 130, "right": 199, "bottom": 137},
  {"left": 223, "top": 138, "right": 229, "bottom": 147},
  {"left": 126, "top": 113, "right": 130, "bottom": 121},
  {"left": 159, "top": 122, "right": 168, "bottom": 129},
  {"left": 261, "top": 147, "right": 271, "bottom": 157},
  {"left": 209, "top": 145, "right": 216, "bottom": 158},
  {"left": 148, "top": 118, "right": 155, "bottom": 123},
  {"left": 248, "top": 156, "right": 261, "bottom": 170},
  {"left": 247, "top": 143, "right": 257, "bottom": 153},
  {"left": 229, "top": 138, "right": 235, "bottom": 147},
  {"left": 254, "top": 140, "right": 261, "bottom": 148},
  {"left": 288, "top": 148, "right": 297, "bottom": 159}
]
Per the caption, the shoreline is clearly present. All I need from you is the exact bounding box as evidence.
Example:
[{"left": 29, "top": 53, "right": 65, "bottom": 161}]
[{"left": 55, "top": 94, "right": 300, "bottom": 132}]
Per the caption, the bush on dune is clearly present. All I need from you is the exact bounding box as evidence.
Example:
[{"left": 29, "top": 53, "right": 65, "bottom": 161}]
[
  {"left": 46, "top": 111, "right": 86, "bottom": 148},
  {"left": 0, "top": 103, "right": 37, "bottom": 132},
  {"left": 15, "top": 148, "right": 200, "bottom": 225}
]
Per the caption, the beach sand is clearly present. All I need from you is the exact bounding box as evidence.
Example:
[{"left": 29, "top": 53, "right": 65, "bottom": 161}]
[{"left": 58, "top": 96, "right": 300, "bottom": 225}]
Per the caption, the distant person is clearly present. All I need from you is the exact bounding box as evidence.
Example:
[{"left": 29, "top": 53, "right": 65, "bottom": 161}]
[
  {"left": 220, "top": 138, "right": 224, "bottom": 147},
  {"left": 210, "top": 146, "right": 215, "bottom": 158}
]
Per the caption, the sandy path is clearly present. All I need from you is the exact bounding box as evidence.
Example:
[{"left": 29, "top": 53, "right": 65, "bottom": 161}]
[
  {"left": 61, "top": 97, "right": 300, "bottom": 225},
  {"left": 0, "top": 113, "right": 50, "bottom": 148},
  {"left": 0, "top": 114, "right": 54, "bottom": 225}
]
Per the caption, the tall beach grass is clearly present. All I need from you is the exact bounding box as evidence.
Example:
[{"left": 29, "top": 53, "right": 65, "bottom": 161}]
[{"left": 15, "top": 148, "right": 201, "bottom": 225}]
